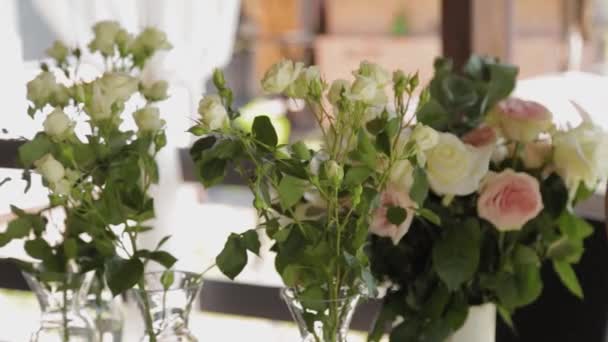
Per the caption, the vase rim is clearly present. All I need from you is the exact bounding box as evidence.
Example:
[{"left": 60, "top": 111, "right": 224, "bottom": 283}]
[
  {"left": 136, "top": 270, "right": 203, "bottom": 293},
  {"left": 280, "top": 287, "right": 361, "bottom": 303},
  {"left": 22, "top": 267, "right": 94, "bottom": 284}
]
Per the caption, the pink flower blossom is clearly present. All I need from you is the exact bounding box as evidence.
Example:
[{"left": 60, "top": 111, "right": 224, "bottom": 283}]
[
  {"left": 369, "top": 188, "right": 415, "bottom": 244},
  {"left": 477, "top": 169, "right": 543, "bottom": 231},
  {"left": 462, "top": 125, "right": 498, "bottom": 148}
]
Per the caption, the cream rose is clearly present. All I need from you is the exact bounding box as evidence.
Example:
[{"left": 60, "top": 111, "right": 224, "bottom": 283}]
[
  {"left": 99, "top": 72, "right": 139, "bottom": 103},
  {"left": 478, "top": 169, "right": 543, "bottom": 231},
  {"left": 198, "top": 95, "right": 229, "bottom": 130},
  {"left": 411, "top": 124, "right": 439, "bottom": 151},
  {"left": 488, "top": 98, "right": 553, "bottom": 142},
  {"left": 88, "top": 21, "right": 121, "bottom": 56},
  {"left": 369, "top": 188, "right": 416, "bottom": 245},
  {"left": 354, "top": 61, "right": 391, "bottom": 87},
  {"left": 287, "top": 66, "right": 322, "bottom": 98},
  {"left": 133, "top": 106, "right": 164, "bottom": 132},
  {"left": 27, "top": 72, "right": 58, "bottom": 108},
  {"left": 86, "top": 82, "right": 112, "bottom": 120},
  {"left": 328, "top": 79, "right": 350, "bottom": 105},
  {"left": 35, "top": 154, "right": 65, "bottom": 184},
  {"left": 53, "top": 178, "right": 72, "bottom": 196},
  {"left": 131, "top": 27, "right": 172, "bottom": 55},
  {"left": 261, "top": 60, "right": 304, "bottom": 94},
  {"left": 553, "top": 122, "right": 608, "bottom": 190},
  {"left": 348, "top": 76, "right": 386, "bottom": 105},
  {"left": 43, "top": 108, "right": 73, "bottom": 139},
  {"left": 425, "top": 132, "right": 491, "bottom": 196},
  {"left": 46, "top": 40, "right": 69, "bottom": 62},
  {"left": 141, "top": 80, "right": 169, "bottom": 102}
]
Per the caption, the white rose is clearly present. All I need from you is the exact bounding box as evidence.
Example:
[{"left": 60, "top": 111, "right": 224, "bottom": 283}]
[
  {"left": 133, "top": 106, "right": 164, "bottom": 132},
  {"left": 198, "top": 95, "right": 229, "bottom": 130},
  {"left": 88, "top": 21, "right": 121, "bottom": 56},
  {"left": 349, "top": 76, "right": 387, "bottom": 105},
  {"left": 553, "top": 122, "right": 608, "bottom": 190},
  {"left": 131, "top": 27, "right": 172, "bottom": 55},
  {"left": 354, "top": 61, "right": 391, "bottom": 87},
  {"left": 261, "top": 60, "right": 304, "bottom": 94},
  {"left": 141, "top": 80, "right": 169, "bottom": 102},
  {"left": 35, "top": 154, "right": 65, "bottom": 184},
  {"left": 51, "top": 85, "right": 70, "bottom": 108},
  {"left": 324, "top": 160, "right": 344, "bottom": 185},
  {"left": 426, "top": 132, "right": 492, "bottom": 196},
  {"left": 411, "top": 124, "right": 439, "bottom": 151},
  {"left": 287, "top": 66, "right": 322, "bottom": 98},
  {"left": 99, "top": 72, "right": 138, "bottom": 103},
  {"left": 328, "top": 79, "right": 350, "bottom": 105},
  {"left": 86, "top": 82, "right": 112, "bottom": 120},
  {"left": 46, "top": 40, "right": 69, "bottom": 62},
  {"left": 43, "top": 108, "right": 73, "bottom": 139},
  {"left": 27, "top": 72, "right": 57, "bottom": 108},
  {"left": 53, "top": 178, "right": 71, "bottom": 196}
]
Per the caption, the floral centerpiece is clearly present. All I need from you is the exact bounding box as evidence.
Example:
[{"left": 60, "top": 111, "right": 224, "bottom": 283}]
[
  {"left": 189, "top": 61, "right": 438, "bottom": 341},
  {"left": 0, "top": 21, "right": 177, "bottom": 341},
  {"left": 368, "top": 56, "right": 608, "bottom": 342}
]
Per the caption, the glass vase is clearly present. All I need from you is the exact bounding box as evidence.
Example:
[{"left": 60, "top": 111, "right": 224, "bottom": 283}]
[
  {"left": 132, "top": 271, "right": 203, "bottom": 342},
  {"left": 23, "top": 271, "right": 96, "bottom": 342},
  {"left": 281, "top": 288, "right": 361, "bottom": 342},
  {"left": 83, "top": 272, "right": 124, "bottom": 342}
]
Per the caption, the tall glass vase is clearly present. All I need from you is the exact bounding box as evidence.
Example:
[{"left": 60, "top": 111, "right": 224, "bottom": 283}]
[
  {"left": 23, "top": 271, "right": 96, "bottom": 342},
  {"left": 83, "top": 272, "right": 124, "bottom": 342},
  {"left": 281, "top": 288, "right": 360, "bottom": 342},
  {"left": 133, "top": 271, "right": 203, "bottom": 342}
]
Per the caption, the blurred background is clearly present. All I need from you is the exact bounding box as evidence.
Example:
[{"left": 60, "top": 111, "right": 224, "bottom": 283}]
[{"left": 0, "top": 0, "right": 607, "bottom": 341}]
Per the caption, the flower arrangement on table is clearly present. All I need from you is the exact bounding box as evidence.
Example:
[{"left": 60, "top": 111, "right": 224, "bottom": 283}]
[
  {"left": 189, "top": 60, "right": 439, "bottom": 341},
  {"left": 0, "top": 21, "right": 176, "bottom": 341},
  {"left": 368, "top": 56, "right": 608, "bottom": 342}
]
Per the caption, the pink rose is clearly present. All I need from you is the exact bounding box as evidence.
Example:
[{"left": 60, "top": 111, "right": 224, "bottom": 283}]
[
  {"left": 488, "top": 98, "right": 553, "bottom": 142},
  {"left": 369, "top": 188, "right": 415, "bottom": 245},
  {"left": 477, "top": 169, "right": 543, "bottom": 231},
  {"left": 462, "top": 125, "right": 498, "bottom": 148}
]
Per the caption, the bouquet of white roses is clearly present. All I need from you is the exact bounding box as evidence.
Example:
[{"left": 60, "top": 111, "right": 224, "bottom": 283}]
[{"left": 189, "top": 60, "right": 441, "bottom": 341}]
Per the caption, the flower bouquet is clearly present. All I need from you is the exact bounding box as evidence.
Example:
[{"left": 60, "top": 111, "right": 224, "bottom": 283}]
[
  {"left": 368, "top": 56, "right": 608, "bottom": 342},
  {"left": 0, "top": 21, "right": 179, "bottom": 341},
  {"left": 189, "top": 61, "right": 438, "bottom": 341}
]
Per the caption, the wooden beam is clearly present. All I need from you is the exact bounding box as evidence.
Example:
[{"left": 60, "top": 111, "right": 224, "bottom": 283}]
[
  {"left": 471, "top": 0, "right": 513, "bottom": 61},
  {"left": 441, "top": 0, "right": 473, "bottom": 68}
]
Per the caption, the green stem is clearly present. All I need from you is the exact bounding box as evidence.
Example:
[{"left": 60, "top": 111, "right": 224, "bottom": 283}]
[
  {"left": 62, "top": 282, "right": 69, "bottom": 342},
  {"left": 138, "top": 278, "right": 157, "bottom": 342}
]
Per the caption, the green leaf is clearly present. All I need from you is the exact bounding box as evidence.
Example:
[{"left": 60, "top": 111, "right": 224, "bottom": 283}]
[
  {"left": 0, "top": 177, "right": 11, "bottom": 187},
  {"left": 409, "top": 166, "right": 429, "bottom": 206},
  {"left": 24, "top": 239, "right": 54, "bottom": 260},
  {"left": 481, "top": 63, "right": 518, "bottom": 114},
  {"left": 105, "top": 257, "right": 144, "bottom": 297},
  {"left": 190, "top": 135, "right": 217, "bottom": 162},
  {"left": 18, "top": 135, "right": 52, "bottom": 168},
  {"left": 344, "top": 166, "right": 371, "bottom": 187},
  {"left": 196, "top": 158, "right": 227, "bottom": 187},
  {"left": 291, "top": 141, "right": 311, "bottom": 160},
  {"left": 351, "top": 131, "right": 377, "bottom": 167},
  {"left": 242, "top": 229, "right": 261, "bottom": 255},
  {"left": 0, "top": 233, "right": 10, "bottom": 247},
  {"left": 376, "top": 132, "right": 391, "bottom": 156},
  {"left": 252, "top": 115, "right": 278, "bottom": 148},
  {"left": 299, "top": 286, "right": 327, "bottom": 312},
  {"left": 432, "top": 218, "right": 481, "bottom": 291},
  {"left": 416, "top": 99, "right": 449, "bottom": 131},
  {"left": 366, "top": 117, "right": 387, "bottom": 135},
  {"left": 417, "top": 208, "right": 441, "bottom": 225},
  {"left": 497, "top": 306, "right": 515, "bottom": 330},
  {"left": 161, "top": 270, "right": 175, "bottom": 290},
  {"left": 541, "top": 173, "right": 568, "bottom": 218},
  {"left": 278, "top": 175, "right": 307, "bottom": 209},
  {"left": 216, "top": 234, "right": 248, "bottom": 280},
  {"left": 63, "top": 238, "right": 78, "bottom": 259},
  {"left": 148, "top": 251, "right": 178, "bottom": 269},
  {"left": 558, "top": 212, "right": 594, "bottom": 240},
  {"left": 6, "top": 218, "right": 32, "bottom": 239},
  {"left": 553, "top": 261, "right": 583, "bottom": 298},
  {"left": 386, "top": 206, "right": 407, "bottom": 226},
  {"left": 547, "top": 237, "right": 584, "bottom": 263}
]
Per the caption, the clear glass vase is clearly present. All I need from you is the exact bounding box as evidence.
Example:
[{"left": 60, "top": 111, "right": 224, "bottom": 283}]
[
  {"left": 83, "top": 272, "right": 124, "bottom": 342},
  {"left": 133, "top": 271, "right": 203, "bottom": 342},
  {"left": 281, "top": 288, "right": 361, "bottom": 342},
  {"left": 23, "top": 271, "right": 96, "bottom": 342}
]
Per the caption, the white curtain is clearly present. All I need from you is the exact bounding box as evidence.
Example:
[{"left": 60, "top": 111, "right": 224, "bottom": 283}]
[{"left": 31, "top": 0, "right": 241, "bottom": 269}]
